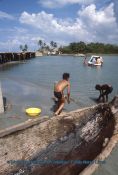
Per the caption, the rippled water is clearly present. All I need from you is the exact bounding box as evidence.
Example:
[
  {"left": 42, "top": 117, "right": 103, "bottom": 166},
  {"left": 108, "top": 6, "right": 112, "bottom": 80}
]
[
  {"left": 0, "top": 55, "right": 118, "bottom": 129},
  {"left": 93, "top": 143, "right": 118, "bottom": 175}
]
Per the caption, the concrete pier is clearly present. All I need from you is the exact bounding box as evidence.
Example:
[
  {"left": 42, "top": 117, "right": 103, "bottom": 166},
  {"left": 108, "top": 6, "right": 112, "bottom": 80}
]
[
  {"left": 0, "top": 83, "right": 4, "bottom": 114},
  {"left": 0, "top": 52, "right": 35, "bottom": 65}
]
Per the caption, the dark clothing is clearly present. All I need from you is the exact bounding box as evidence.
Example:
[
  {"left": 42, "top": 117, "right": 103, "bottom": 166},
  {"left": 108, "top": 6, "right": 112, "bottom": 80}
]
[
  {"left": 54, "top": 91, "right": 62, "bottom": 99},
  {"left": 95, "top": 84, "right": 102, "bottom": 90},
  {"left": 102, "top": 85, "right": 113, "bottom": 94},
  {"left": 95, "top": 84, "right": 113, "bottom": 102}
]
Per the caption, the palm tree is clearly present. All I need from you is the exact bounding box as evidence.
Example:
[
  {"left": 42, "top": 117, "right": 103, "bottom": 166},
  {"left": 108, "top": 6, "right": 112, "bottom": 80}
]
[
  {"left": 50, "top": 41, "right": 54, "bottom": 48},
  {"left": 20, "top": 45, "right": 23, "bottom": 52},
  {"left": 19, "top": 44, "right": 28, "bottom": 52},
  {"left": 38, "top": 40, "right": 43, "bottom": 50},
  {"left": 50, "top": 41, "right": 57, "bottom": 50},
  {"left": 43, "top": 42, "right": 46, "bottom": 49},
  {"left": 53, "top": 42, "right": 57, "bottom": 48},
  {"left": 24, "top": 44, "right": 28, "bottom": 51}
]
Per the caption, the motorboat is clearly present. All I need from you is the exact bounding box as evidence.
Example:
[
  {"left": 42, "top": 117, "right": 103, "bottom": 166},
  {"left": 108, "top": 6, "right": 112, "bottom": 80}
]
[{"left": 88, "top": 55, "right": 103, "bottom": 66}]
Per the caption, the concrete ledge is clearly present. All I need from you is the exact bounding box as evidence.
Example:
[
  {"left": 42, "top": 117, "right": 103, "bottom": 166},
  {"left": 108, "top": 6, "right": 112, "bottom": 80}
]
[
  {"left": 0, "top": 106, "right": 93, "bottom": 138},
  {"left": 0, "top": 83, "right": 4, "bottom": 114},
  {"left": 0, "top": 116, "right": 49, "bottom": 138}
]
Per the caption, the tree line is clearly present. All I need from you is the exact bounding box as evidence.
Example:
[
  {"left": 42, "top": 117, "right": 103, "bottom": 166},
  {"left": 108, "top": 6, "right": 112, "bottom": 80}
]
[
  {"left": 59, "top": 41, "right": 118, "bottom": 54},
  {"left": 19, "top": 41, "right": 118, "bottom": 54},
  {"left": 19, "top": 40, "right": 57, "bottom": 52}
]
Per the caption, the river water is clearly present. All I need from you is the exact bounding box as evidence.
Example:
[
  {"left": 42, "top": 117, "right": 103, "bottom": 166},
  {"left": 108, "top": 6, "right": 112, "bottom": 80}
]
[{"left": 0, "top": 55, "right": 118, "bottom": 129}]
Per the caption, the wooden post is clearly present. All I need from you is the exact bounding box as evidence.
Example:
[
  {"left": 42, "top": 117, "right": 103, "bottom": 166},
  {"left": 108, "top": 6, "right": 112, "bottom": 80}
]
[{"left": 0, "top": 82, "right": 4, "bottom": 113}]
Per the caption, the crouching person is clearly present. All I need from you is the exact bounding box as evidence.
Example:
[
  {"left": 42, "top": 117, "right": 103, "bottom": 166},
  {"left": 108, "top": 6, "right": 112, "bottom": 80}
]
[
  {"left": 95, "top": 84, "right": 113, "bottom": 102},
  {"left": 101, "top": 84, "right": 113, "bottom": 102}
]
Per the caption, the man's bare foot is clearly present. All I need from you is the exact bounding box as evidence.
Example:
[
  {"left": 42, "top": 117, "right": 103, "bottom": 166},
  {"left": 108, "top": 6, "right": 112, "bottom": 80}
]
[{"left": 54, "top": 112, "right": 59, "bottom": 116}]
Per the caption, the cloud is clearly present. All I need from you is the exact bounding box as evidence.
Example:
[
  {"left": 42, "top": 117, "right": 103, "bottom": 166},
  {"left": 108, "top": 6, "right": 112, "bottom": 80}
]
[
  {"left": 0, "top": 11, "right": 15, "bottom": 20},
  {"left": 19, "top": 3, "right": 118, "bottom": 45},
  {"left": 112, "top": 0, "right": 118, "bottom": 23},
  {"left": 78, "top": 3, "right": 118, "bottom": 42},
  {"left": 0, "top": 27, "right": 43, "bottom": 52},
  {"left": 38, "top": 0, "right": 118, "bottom": 26},
  {"left": 38, "top": 0, "right": 95, "bottom": 8},
  {"left": 1, "top": 2, "right": 118, "bottom": 52},
  {"left": 20, "top": 11, "right": 62, "bottom": 33},
  {"left": 78, "top": 3, "right": 116, "bottom": 30}
]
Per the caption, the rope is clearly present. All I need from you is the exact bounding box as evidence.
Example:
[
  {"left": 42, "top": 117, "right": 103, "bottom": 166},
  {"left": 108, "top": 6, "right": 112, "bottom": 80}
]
[{"left": 70, "top": 97, "right": 85, "bottom": 107}]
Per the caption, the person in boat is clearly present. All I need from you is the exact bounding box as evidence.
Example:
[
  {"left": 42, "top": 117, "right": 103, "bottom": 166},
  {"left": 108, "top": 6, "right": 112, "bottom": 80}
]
[
  {"left": 54, "top": 73, "right": 70, "bottom": 115},
  {"left": 96, "top": 57, "right": 103, "bottom": 65},
  {"left": 83, "top": 56, "right": 87, "bottom": 65},
  {"left": 95, "top": 84, "right": 113, "bottom": 102}
]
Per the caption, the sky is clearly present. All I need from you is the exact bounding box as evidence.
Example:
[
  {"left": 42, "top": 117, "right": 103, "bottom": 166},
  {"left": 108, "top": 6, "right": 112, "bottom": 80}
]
[{"left": 0, "top": 0, "right": 118, "bottom": 52}]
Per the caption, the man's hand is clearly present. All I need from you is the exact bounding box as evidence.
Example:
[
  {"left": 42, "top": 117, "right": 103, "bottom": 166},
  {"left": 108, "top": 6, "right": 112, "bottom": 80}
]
[
  {"left": 67, "top": 99, "right": 70, "bottom": 104},
  {"left": 64, "top": 95, "right": 70, "bottom": 103}
]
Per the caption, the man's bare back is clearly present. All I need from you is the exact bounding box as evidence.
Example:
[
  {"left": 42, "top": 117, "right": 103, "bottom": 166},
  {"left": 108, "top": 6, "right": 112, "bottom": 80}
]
[
  {"left": 53, "top": 73, "right": 70, "bottom": 115},
  {"left": 54, "top": 80, "right": 70, "bottom": 93}
]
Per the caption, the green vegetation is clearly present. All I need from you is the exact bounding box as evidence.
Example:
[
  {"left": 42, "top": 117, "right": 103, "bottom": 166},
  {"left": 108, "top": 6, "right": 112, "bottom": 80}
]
[
  {"left": 37, "top": 40, "right": 57, "bottom": 52},
  {"left": 59, "top": 41, "right": 118, "bottom": 54},
  {"left": 19, "top": 41, "right": 118, "bottom": 54},
  {"left": 19, "top": 44, "right": 28, "bottom": 52},
  {"left": 50, "top": 41, "right": 57, "bottom": 50}
]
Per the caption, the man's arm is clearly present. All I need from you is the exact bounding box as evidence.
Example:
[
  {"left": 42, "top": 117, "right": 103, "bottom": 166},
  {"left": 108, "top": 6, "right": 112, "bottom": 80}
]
[{"left": 67, "top": 82, "right": 70, "bottom": 103}]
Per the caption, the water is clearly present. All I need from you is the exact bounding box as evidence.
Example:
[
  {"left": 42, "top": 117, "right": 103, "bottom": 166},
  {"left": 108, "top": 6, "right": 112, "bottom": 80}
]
[
  {"left": 93, "top": 143, "right": 118, "bottom": 175},
  {"left": 0, "top": 55, "right": 118, "bottom": 129}
]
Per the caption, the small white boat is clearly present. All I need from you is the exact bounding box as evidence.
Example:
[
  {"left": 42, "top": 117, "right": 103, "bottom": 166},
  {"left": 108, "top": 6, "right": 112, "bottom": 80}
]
[{"left": 88, "top": 55, "right": 103, "bottom": 66}]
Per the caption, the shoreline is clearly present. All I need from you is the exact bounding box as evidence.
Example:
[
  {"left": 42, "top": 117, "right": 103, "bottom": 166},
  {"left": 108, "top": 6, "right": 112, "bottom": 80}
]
[{"left": 59, "top": 53, "right": 118, "bottom": 56}]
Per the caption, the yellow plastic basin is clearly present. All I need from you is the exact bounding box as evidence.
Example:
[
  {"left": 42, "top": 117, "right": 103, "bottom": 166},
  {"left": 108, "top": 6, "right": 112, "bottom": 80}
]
[{"left": 26, "top": 108, "right": 41, "bottom": 117}]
